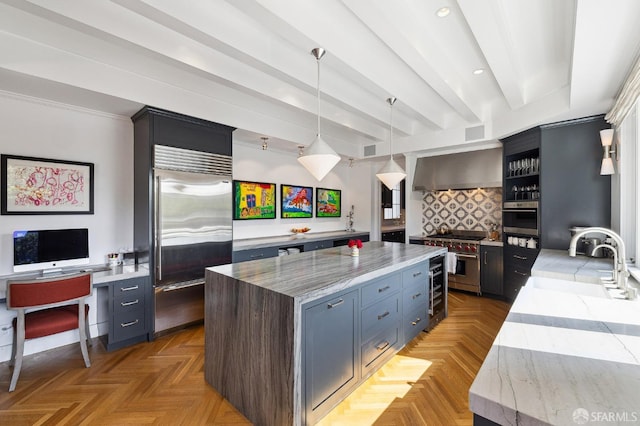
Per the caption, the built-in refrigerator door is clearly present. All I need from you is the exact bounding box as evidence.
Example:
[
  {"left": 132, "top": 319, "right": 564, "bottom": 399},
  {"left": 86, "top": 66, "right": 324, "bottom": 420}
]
[{"left": 154, "top": 168, "right": 232, "bottom": 288}]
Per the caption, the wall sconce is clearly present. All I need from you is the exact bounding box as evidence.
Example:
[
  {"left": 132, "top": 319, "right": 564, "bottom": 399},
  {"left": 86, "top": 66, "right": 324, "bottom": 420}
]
[
  {"left": 600, "top": 128, "right": 616, "bottom": 175},
  {"left": 261, "top": 137, "right": 268, "bottom": 150}
]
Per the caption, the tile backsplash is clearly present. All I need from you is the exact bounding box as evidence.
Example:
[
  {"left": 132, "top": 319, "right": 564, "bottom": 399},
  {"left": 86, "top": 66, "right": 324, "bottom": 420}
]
[{"left": 421, "top": 188, "right": 502, "bottom": 236}]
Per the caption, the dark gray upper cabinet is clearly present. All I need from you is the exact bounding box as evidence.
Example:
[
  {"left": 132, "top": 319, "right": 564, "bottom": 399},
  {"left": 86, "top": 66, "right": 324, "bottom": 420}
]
[
  {"left": 501, "top": 115, "right": 611, "bottom": 251},
  {"left": 538, "top": 116, "right": 611, "bottom": 249}
]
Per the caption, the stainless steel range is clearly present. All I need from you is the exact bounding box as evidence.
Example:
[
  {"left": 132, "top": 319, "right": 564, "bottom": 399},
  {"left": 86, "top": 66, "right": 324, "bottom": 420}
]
[{"left": 421, "top": 231, "right": 483, "bottom": 295}]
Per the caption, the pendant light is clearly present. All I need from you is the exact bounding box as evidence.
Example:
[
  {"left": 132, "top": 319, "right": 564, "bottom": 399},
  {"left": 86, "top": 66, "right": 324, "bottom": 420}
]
[
  {"left": 376, "top": 97, "right": 406, "bottom": 190},
  {"left": 298, "top": 47, "right": 340, "bottom": 181}
]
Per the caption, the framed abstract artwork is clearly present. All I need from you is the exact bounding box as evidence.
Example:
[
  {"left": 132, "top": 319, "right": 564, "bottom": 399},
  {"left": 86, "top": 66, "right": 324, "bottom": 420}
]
[
  {"left": 233, "top": 180, "right": 276, "bottom": 220},
  {"left": 1, "top": 154, "right": 94, "bottom": 215},
  {"left": 281, "top": 184, "right": 313, "bottom": 218},
  {"left": 316, "top": 187, "right": 341, "bottom": 217}
]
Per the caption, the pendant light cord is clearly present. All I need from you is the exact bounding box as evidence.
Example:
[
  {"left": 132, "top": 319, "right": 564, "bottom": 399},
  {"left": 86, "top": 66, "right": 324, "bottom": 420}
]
[
  {"left": 317, "top": 57, "right": 321, "bottom": 137},
  {"left": 389, "top": 100, "right": 393, "bottom": 160}
]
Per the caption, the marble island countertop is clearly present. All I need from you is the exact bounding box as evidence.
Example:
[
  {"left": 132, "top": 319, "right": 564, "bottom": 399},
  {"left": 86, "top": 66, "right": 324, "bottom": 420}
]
[
  {"left": 470, "top": 250, "right": 640, "bottom": 426},
  {"left": 210, "top": 241, "right": 446, "bottom": 303}
]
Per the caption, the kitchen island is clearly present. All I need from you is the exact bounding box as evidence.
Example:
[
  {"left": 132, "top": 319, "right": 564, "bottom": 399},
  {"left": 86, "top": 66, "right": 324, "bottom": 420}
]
[
  {"left": 204, "top": 241, "right": 446, "bottom": 425},
  {"left": 470, "top": 250, "right": 640, "bottom": 425}
]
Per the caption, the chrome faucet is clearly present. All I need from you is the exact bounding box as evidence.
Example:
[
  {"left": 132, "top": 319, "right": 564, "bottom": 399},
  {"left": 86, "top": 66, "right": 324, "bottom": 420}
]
[{"left": 568, "top": 227, "right": 631, "bottom": 297}]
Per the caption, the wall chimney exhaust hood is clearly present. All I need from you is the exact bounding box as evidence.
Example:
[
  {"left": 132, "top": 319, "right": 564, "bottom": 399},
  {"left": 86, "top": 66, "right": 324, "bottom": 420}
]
[{"left": 413, "top": 148, "right": 502, "bottom": 191}]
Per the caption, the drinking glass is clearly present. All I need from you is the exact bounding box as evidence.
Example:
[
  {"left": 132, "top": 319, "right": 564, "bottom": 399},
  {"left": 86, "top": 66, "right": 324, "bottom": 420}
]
[{"left": 515, "top": 160, "right": 522, "bottom": 176}]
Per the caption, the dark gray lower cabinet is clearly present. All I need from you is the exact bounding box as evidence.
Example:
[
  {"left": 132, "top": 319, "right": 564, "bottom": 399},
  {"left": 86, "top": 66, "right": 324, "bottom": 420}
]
[
  {"left": 304, "top": 290, "right": 359, "bottom": 424},
  {"left": 303, "top": 260, "right": 430, "bottom": 424},
  {"left": 480, "top": 246, "right": 503, "bottom": 296},
  {"left": 382, "top": 230, "right": 406, "bottom": 243},
  {"left": 101, "top": 276, "right": 150, "bottom": 351},
  {"left": 503, "top": 245, "right": 539, "bottom": 300}
]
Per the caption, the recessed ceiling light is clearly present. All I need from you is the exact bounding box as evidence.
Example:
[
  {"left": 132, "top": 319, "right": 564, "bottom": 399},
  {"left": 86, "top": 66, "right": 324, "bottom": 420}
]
[
  {"left": 436, "top": 7, "right": 450, "bottom": 18},
  {"left": 473, "top": 68, "right": 484, "bottom": 75}
]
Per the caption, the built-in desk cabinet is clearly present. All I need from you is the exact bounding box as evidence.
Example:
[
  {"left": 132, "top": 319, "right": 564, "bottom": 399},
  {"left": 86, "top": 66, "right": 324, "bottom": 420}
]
[{"left": 100, "top": 276, "right": 150, "bottom": 351}]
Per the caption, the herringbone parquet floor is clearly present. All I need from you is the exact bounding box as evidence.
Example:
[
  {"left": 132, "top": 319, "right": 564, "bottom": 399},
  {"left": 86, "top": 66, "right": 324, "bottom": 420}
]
[{"left": 0, "top": 291, "right": 510, "bottom": 425}]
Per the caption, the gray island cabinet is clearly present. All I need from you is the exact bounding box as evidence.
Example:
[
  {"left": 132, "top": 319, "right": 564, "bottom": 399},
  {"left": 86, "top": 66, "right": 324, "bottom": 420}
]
[{"left": 204, "top": 241, "right": 447, "bottom": 425}]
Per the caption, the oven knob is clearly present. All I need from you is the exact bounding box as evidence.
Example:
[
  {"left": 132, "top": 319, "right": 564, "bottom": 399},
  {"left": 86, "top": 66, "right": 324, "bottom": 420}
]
[
  {"left": 456, "top": 244, "right": 462, "bottom": 250},
  {"left": 464, "top": 245, "right": 471, "bottom": 252},
  {"left": 470, "top": 246, "right": 477, "bottom": 253},
  {"left": 448, "top": 244, "right": 453, "bottom": 249}
]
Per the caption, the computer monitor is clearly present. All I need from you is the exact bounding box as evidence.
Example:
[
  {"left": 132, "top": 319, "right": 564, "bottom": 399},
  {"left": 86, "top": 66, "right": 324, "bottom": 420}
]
[{"left": 13, "top": 228, "right": 90, "bottom": 273}]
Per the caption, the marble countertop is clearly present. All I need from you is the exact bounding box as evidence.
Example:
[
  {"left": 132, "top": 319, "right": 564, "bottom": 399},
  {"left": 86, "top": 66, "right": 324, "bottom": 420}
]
[
  {"left": 233, "top": 230, "right": 370, "bottom": 251},
  {"left": 209, "top": 241, "right": 446, "bottom": 303},
  {"left": 532, "top": 249, "right": 615, "bottom": 283},
  {"left": 470, "top": 250, "right": 640, "bottom": 425},
  {"left": 0, "top": 263, "right": 150, "bottom": 302}
]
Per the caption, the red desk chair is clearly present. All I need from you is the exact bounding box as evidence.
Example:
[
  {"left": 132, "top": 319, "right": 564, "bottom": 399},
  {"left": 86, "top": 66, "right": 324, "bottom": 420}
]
[{"left": 6, "top": 272, "right": 92, "bottom": 392}]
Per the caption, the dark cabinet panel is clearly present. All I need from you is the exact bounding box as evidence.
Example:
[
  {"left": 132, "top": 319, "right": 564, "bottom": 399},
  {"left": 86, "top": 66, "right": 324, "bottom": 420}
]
[
  {"left": 503, "top": 245, "right": 539, "bottom": 300},
  {"left": 382, "top": 230, "right": 406, "bottom": 243},
  {"left": 480, "top": 245, "right": 503, "bottom": 296}
]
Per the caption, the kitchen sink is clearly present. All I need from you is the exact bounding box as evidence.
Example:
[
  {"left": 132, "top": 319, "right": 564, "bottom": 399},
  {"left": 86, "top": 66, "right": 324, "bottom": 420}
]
[{"left": 526, "top": 276, "right": 611, "bottom": 299}]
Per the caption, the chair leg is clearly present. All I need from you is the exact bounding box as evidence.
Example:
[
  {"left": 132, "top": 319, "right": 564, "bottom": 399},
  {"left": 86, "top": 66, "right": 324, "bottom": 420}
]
[
  {"left": 9, "top": 314, "right": 26, "bottom": 392},
  {"left": 78, "top": 307, "right": 91, "bottom": 368},
  {"left": 9, "top": 322, "right": 17, "bottom": 367},
  {"left": 85, "top": 315, "right": 92, "bottom": 347}
]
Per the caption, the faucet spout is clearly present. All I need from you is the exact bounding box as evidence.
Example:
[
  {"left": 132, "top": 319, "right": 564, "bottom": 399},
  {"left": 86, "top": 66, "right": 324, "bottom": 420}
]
[{"left": 568, "top": 227, "right": 629, "bottom": 294}]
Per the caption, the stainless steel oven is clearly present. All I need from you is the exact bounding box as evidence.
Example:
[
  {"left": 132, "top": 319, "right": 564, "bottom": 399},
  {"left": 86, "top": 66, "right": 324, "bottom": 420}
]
[
  {"left": 503, "top": 201, "right": 539, "bottom": 236},
  {"left": 422, "top": 231, "right": 483, "bottom": 295}
]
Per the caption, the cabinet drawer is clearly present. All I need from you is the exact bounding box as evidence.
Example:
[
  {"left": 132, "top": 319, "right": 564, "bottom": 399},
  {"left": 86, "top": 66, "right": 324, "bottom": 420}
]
[
  {"left": 403, "top": 282, "right": 428, "bottom": 314},
  {"left": 233, "top": 247, "right": 279, "bottom": 263},
  {"left": 361, "top": 294, "right": 400, "bottom": 342},
  {"left": 361, "top": 273, "right": 401, "bottom": 307},
  {"left": 403, "top": 305, "right": 428, "bottom": 343},
  {"left": 402, "top": 261, "right": 428, "bottom": 289},
  {"left": 504, "top": 247, "right": 538, "bottom": 269},
  {"left": 361, "top": 324, "right": 399, "bottom": 368},
  {"left": 113, "top": 307, "right": 146, "bottom": 342},
  {"left": 113, "top": 279, "right": 145, "bottom": 302},
  {"left": 303, "top": 240, "right": 332, "bottom": 252}
]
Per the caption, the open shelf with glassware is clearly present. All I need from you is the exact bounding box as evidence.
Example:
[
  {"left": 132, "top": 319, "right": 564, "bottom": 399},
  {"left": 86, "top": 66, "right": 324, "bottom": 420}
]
[{"left": 504, "top": 148, "right": 540, "bottom": 202}]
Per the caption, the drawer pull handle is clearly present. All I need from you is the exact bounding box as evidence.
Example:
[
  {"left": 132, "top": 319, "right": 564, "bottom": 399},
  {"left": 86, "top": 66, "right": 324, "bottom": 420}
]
[
  {"left": 377, "top": 311, "right": 390, "bottom": 320},
  {"left": 121, "top": 319, "right": 139, "bottom": 328},
  {"left": 121, "top": 299, "right": 139, "bottom": 307},
  {"left": 327, "top": 299, "right": 344, "bottom": 309},
  {"left": 413, "top": 271, "right": 422, "bottom": 278},
  {"left": 376, "top": 341, "right": 390, "bottom": 351},
  {"left": 514, "top": 270, "right": 528, "bottom": 276},
  {"left": 411, "top": 317, "right": 422, "bottom": 326},
  {"left": 412, "top": 292, "right": 422, "bottom": 299},
  {"left": 120, "top": 285, "right": 139, "bottom": 292},
  {"left": 378, "top": 285, "right": 391, "bottom": 293},
  {"left": 513, "top": 255, "right": 528, "bottom": 260}
]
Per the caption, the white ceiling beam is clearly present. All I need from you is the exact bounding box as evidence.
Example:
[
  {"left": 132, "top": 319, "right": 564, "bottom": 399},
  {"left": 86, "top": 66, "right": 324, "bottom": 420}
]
[
  {"left": 457, "top": 0, "right": 525, "bottom": 110},
  {"left": 248, "top": 0, "right": 450, "bottom": 130}
]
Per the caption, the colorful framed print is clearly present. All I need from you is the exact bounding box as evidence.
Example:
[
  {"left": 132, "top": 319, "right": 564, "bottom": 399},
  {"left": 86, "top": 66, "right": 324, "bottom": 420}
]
[
  {"left": 1, "top": 154, "right": 94, "bottom": 215},
  {"left": 281, "top": 184, "right": 313, "bottom": 218},
  {"left": 233, "top": 180, "right": 276, "bottom": 220},
  {"left": 316, "top": 188, "right": 341, "bottom": 217}
]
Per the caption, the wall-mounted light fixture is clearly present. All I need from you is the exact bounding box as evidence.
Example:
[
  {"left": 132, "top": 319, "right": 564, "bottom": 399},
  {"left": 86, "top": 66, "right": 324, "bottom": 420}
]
[
  {"left": 600, "top": 128, "right": 616, "bottom": 175},
  {"left": 297, "top": 47, "right": 340, "bottom": 181},
  {"left": 261, "top": 136, "right": 268, "bottom": 150}
]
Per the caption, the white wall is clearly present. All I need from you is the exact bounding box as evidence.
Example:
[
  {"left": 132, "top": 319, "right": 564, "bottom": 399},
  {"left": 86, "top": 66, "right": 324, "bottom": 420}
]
[
  {"left": 0, "top": 92, "right": 135, "bottom": 275},
  {"left": 0, "top": 92, "right": 134, "bottom": 362},
  {"left": 232, "top": 141, "right": 373, "bottom": 239}
]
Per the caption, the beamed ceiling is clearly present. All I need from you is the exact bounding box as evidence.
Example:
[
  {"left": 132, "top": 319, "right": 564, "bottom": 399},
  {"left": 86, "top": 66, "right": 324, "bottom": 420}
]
[{"left": 1, "top": 0, "right": 639, "bottom": 160}]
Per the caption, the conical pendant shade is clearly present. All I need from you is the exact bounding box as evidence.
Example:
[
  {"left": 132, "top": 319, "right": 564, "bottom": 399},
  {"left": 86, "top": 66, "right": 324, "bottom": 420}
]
[
  {"left": 376, "top": 157, "right": 406, "bottom": 190},
  {"left": 298, "top": 47, "right": 340, "bottom": 181},
  {"left": 298, "top": 134, "right": 341, "bottom": 181},
  {"left": 376, "top": 97, "right": 406, "bottom": 189}
]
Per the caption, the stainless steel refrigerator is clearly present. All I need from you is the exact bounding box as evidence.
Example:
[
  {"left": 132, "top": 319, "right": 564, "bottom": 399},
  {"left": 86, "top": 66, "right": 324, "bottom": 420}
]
[{"left": 153, "top": 145, "right": 232, "bottom": 334}]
